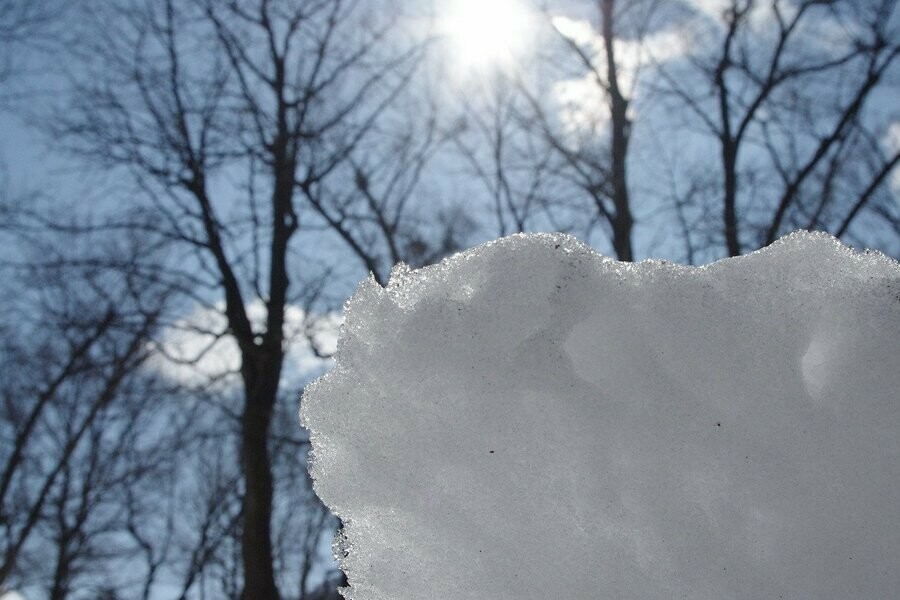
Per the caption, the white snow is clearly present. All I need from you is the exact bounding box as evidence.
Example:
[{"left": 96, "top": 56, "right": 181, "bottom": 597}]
[{"left": 301, "top": 231, "right": 900, "bottom": 600}]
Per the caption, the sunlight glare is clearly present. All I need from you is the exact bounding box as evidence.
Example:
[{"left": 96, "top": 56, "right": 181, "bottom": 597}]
[{"left": 444, "top": 0, "right": 533, "bottom": 73}]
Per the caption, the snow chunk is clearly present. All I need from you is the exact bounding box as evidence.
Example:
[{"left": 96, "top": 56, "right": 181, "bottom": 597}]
[{"left": 301, "top": 232, "right": 900, "bottom": 600}]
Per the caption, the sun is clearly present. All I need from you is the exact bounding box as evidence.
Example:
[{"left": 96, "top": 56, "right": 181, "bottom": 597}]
[{"left": 442, "top": 0, "right": 534, "bottom": 73}]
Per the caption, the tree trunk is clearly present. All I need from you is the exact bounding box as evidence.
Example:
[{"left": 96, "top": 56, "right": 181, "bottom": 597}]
[
  {"left": 241, "top": 354, "right": 281, "bottom": 600},
  {"left": 601, "top": 0, "right": 633, "bottom": 262},
  {"left": 609, "top": 98, "right": 633, "bottom": 262},
  {"left": 722, "top": 143, "right": 740, "bottom": 256},
  {"left": 49, "top": 540, "right": 71, "bottom": 600},
  {"left": 240, "top": 140, "right": 294, "bottom": 599}
]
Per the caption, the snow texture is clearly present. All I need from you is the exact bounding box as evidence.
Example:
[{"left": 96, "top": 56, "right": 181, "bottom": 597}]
[{"left": 301, "top": 231, "right": 900, "bottom": 600}]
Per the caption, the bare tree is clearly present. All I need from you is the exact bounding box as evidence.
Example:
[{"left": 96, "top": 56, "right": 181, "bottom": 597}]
[
  {"left": 54, "top": 0, "right": 431, "bottom": 597},
  {"left": 0, "top": 0, "right": 64, "bottom": 87},
  {"left": 0, "top": 231, "right": 174, "bottom": 596},
  {"left": 300, "top": 76, "right": 471, "bottom": 283},
  {"left": 655, "top": 0, "right": 899, "bottom": 255},
  {"left": 451, "top": 73, "right": 556, "bottom": 237},
  {"left": 509, "top": 0, "right": 665, "bottom": 260}
]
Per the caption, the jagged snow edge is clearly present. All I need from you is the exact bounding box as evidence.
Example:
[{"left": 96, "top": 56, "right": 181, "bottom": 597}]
[{"left": 298, "top": 229, "right": 898, "bottom": 597}]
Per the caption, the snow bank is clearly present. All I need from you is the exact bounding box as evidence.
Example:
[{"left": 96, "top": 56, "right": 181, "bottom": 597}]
[{"left": 301, "top": 232, "right": 900, "bottom": 600}]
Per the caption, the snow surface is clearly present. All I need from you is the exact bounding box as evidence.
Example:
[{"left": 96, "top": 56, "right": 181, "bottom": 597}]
[{"left": 301, "top": 231, "right": 900, "bottom": 600}]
